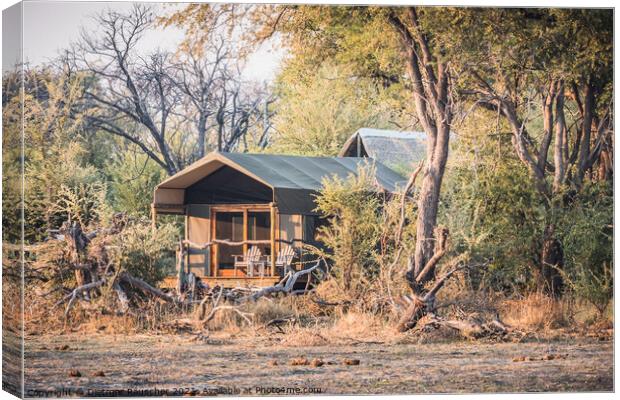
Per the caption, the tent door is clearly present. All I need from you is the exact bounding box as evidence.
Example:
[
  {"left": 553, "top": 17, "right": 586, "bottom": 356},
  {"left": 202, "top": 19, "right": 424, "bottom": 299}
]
[{"left": 210, "top": 206, "right": 271, "bottom": 277}]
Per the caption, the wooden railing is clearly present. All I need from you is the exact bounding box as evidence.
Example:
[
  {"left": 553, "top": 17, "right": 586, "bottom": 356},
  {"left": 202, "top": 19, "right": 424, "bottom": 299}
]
[{"left": 175, "top": 238, "right": 324, "bottom": 289}]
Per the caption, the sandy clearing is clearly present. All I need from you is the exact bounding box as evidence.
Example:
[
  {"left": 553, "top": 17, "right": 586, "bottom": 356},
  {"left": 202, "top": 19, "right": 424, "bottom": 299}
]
[{"left": 23, "top": 334, "right": 613, "bottom": 396}]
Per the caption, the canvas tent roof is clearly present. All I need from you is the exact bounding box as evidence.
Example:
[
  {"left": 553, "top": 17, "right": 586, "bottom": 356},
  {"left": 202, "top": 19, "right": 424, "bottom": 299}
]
[
  {"left": 339, "top": 128, "right": 428, "bottom": 169},
  {"left": 153, "top": 152, "right": 406, "bottom": 215}
]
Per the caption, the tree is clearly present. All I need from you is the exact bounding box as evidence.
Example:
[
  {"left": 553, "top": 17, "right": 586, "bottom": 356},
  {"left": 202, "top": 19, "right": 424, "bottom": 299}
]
[
  {"left": 69, "top": 4, "right": 275, "bottom": 175},
  {"left": 270, "top": 63, "right": 403, "bottom": 156},
  {"left": 382, "top": 8, "right": 454, "bottom": 294},
  {"left": 447, "top": 8, "right": 613, "bottom": 294},
  {"left": 170, "top": 26, "right": 276, "bottom": 155},
  {"left": 3, "top": 65, "right": 106, "bottom": 242},
  {"left": 68, "top": 5, "right": 181, "bottom": 175},
  {"left": 259, "top": 6, "right": 464, "bottom": 330}
]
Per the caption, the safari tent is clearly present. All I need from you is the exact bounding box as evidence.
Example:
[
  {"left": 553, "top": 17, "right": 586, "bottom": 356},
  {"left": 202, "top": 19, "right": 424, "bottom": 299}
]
[
  {"left": 152, "top": 151, "right": 406, "bottom": 287},
  {"left": 339, "top": 128, "right": 428, "bottom": 169}
]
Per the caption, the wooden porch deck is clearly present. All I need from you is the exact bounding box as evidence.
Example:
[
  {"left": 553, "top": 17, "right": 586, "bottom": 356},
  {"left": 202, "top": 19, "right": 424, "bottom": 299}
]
[{"left": 161, "top": 275, "right": 281, "bottom": 289}]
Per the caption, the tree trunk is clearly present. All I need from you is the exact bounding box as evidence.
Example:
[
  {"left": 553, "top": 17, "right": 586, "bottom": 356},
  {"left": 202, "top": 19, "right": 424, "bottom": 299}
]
[
  {"left": 396, "top": 296, "right": 429, "bottom": 332},
  {"left": 410, "top": 125, "right": 450, "bottom": 287},
  {"left": 197, "top": 113, "right": 207, "bottom": 158},
  {"left": 577, "top": 80, "right": 594, "bottom": 185},
  {"left": 598, "top": 148, "right": 613, "bottom": 181},
  {"left": 411, "top": 167, "right": 441, "bottom": 280},
  {"left": 540, "top": 224, "right": 564, "bottom": 297},
  {"left": 553, "top": 82, "right": 567, "bottom": 191},
  {"left": 386, "top": 7, "right": 454, "bottom": 331}
]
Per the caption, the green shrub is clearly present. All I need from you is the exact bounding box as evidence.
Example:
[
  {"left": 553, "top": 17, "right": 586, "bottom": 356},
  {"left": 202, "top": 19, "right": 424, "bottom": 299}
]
[
  {"left": 314, "top": 164, "right": 417, "bottom": 309},
  {"left": 557, "top": 183, "right": 613, "bottom": 315},
  {"left": 106, "top": 152, "right": 166, "bottom": 217},
  {"left": 314, "top": 164, "right": 383, "bottom": 293},
  {"left": 110, "top": 220, "right": 178, "bottom": 286}
]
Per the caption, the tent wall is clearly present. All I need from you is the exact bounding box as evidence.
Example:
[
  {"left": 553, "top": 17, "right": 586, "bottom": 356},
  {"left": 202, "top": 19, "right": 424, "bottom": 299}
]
[
  {"left": 187, "top": 204, "right": 211, "bottom": 276},
  {"left": 279, "top": 214, "right": 303, "bottom": 245},
  {"left": 340, "top": 135, "right": 369, "bottom": 158},
  {"left": 274, "top": 188, "right": 319, "bottom": 215},
  {"left": 185, "top": 165, "right": 272, "bottom": 205},
  {"left": 153, "top": 188, "right": 185, "bottom": 214},
  {"left": 279, "top": 214, "right": 324, "bottom": 246}
]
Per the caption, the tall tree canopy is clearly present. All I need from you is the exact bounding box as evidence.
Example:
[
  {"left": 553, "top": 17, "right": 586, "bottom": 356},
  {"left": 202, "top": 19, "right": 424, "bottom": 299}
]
[{"left": 443, "top": 8, "right": 613, "bottom": 294}]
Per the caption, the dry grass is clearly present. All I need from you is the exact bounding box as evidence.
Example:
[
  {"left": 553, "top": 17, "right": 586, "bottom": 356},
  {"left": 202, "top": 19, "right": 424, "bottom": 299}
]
[
  {"left": 75, "top": 314, "right": 138, "bottom": 334},
  {"left": 499, "top": 293, "right": 571, "bottom": 331},
  {"left": 325, "top": 310, "right": 392, "bottom": 341},
  {"left": 202, "top": 297, "right": 296, "bottom": 334},
  {"left": 245, "top": 298, "right": 297, "bottom": 324},
  {"left": 279, "top": 310, "right": 401, "bottom": 346},
  {"left": 279, "top": 325, "right": 330, "bottom": 346},
  {"left": 2, "top": 267, "right": 22, "bottom": 331},
  {"left": 22, "top": 264, "right": 611, "bottom": 344},
  {"left": 314, "top": 279, "right": 351, "bottom": 305}
]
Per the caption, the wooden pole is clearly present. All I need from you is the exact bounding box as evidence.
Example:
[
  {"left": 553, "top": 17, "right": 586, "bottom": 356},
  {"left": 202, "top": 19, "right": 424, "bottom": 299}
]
[
  {"left": 270, "top": 202, "right": 277, "bottom": 277},
  {"left": 242, "top": 209, "right": 248, "bottom": 278},
  {"left": 211, "top": 210, "right": 218, "bottom": 278},
  {"left": 243, "top": 209, "right": 248, "bottom": 255},
  {"left": 177, "top": 241, "right": 186, "bottom": 293}
]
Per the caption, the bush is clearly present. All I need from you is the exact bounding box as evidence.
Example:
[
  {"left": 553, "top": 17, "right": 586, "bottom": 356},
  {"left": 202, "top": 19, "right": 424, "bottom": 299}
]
[
  {"left": 106, "top": 152, "right": 166, "bottom": 217},
  {"left": 557, "top": 183, "right": 613, "bottom": 316},
  {"left": 110, "top": 220, "right": 178, "bottom": 286},
  {"left": 314, "top": 164, "right": 382, "bottom": 294},
  {"left": 314, "top": 164, "right": 416, "bottom": 310},
  {"left": 52, "top": 181, "right": 110, "bottom": 228},
  {"left": 443, "top": 126, "right": 613, "bottom": 309},
  {"left": 442, "top": 156, "right": 543, "bottom": 293}
]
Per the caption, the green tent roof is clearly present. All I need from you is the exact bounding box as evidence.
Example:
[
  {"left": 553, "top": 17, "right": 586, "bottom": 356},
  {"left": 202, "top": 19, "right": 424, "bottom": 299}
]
[
  {"left": 155, "top": 152, "right": 406, "bottom": 215},
  {"left": 220, "top": 152, "right": 406, "bottom": 192}
]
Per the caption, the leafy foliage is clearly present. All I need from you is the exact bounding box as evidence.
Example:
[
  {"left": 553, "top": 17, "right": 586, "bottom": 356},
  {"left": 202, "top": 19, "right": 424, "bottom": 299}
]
[
  {"left": 2, "top": 67, "right": 112, "bottom": 242},
  {"left": 556, "top": 183, "right": 613, "bottom": 314},
  {"left": 443, "top": 114, "right": 613, "bottom": 306},
  {"left": 110, "top": 221, "right": 178, "bottom": 286},
  {"left": 270, "top": 63, "right": 404, "bottom": 156},
  {"left": 52, "top": 181, "right": 109, "bottom": 228},
  {"left": 314, "top": 165, "right": 382, "bottom": 292},
  {"left": 106, "top": 151, "right": 166, "bottom": 217},
  {"left": 314, "top": 164, "right": 417, "bottom": 310}
]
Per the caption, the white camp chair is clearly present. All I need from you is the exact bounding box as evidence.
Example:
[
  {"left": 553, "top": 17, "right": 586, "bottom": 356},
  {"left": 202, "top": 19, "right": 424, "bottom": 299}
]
[
  {"left": 275, "top": 245, "right": 296, "bottom": 274},
  {"left": 233, "top": 246, "right": 265, "bottom": 277}
]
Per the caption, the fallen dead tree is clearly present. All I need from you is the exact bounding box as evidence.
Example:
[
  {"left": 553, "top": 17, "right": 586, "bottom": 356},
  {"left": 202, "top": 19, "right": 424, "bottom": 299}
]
[
  {"left": 238, "top": 258, "right": 325, "bottom": 302},
  {"left": 198, "top": 287, "right": 254, "bottom": 326},
  {"left": 39, "top": 214, "right": 187, "bottom": 321},
  {"left": 411, "top": 312, "right": 514, "bottom": 340},
  {"left": 194, "top": 257, "right": 327, "bottom": 328},
  {"left": 396, "top": 258, "right": 468, "bottom": 332},
  {"left": 394, "top": 254, "right": 519, "bottom": 339}
]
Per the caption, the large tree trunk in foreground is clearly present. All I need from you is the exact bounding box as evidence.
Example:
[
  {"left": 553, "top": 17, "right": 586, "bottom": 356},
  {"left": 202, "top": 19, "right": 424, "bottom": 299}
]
[
  {"left": 412, "top": 126, "right": 450, "bottom": 286},
  {"left": 387, "top": 7, "right": 454, "bottom": 331}
]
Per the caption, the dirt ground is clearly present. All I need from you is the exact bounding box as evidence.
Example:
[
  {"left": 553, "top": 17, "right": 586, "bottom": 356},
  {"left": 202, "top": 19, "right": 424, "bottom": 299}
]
[{"left": 22, "top": 333, "right": 613, "bottom": 397}]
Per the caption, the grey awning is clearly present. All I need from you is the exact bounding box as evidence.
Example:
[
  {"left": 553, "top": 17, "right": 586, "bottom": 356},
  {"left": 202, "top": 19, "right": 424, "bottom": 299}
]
[{"left": 154, "top": 152, "right": 406, "bottom": 215}]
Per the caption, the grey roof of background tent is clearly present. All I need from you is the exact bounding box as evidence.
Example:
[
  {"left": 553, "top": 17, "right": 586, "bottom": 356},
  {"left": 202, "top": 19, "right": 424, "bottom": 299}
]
[
  {"left": 155, "top": 152, "right": 407, "bottom": 215},
  {"left": 339, "top": 128, "right": 428, "bottom": 168}
]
